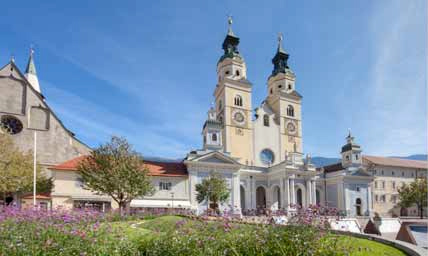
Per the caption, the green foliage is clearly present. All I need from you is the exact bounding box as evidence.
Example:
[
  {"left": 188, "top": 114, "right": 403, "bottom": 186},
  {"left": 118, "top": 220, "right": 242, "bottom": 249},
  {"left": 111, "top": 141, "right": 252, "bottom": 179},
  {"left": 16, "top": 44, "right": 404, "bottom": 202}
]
[
  {"left": 195, "top": 172, "right": 230, "bottom": 210},
  {"left": 0, "top": 133, "right": 52, "bottom": 199},
  {"left": 78, "top": 136, "right": 154, "bottom": 214},
  {"left": 398, "top": 177, "right": 428, "bottom": 218}
]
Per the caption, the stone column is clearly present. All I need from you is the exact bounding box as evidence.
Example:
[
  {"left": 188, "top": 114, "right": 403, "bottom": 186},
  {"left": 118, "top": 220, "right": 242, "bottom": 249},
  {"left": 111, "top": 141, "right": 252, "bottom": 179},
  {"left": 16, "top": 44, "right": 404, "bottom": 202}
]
[
  {"left": 290, "top": 176, "right": 296, "bottom": 205},
  {"left": 279, "top": 177, "right": 284, "bottom": 209},
  {"left": 367, "top": 185, "right": 373, "bottom": 216},
  {"left": 312, "top": 180, "right": 317, "bottom": 205},
  {"left": 306, "top": 179, "right": 312, "bottom": 206},
  {"left": 232, "top": 172, "right": 240, "bottom": 214}
]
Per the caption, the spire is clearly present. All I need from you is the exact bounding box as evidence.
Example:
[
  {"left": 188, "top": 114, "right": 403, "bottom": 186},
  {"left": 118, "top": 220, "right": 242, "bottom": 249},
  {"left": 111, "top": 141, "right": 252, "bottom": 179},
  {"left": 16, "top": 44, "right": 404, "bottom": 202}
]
[
  {"left": 219, "top": 15, "right": 241, "bottom": 62},
  {"left": 227, "top": 15, "right": 234, "bottom": 36},
  {"left": 25, "top": 47, "right": 37, "bottom": 75},
  {"left": 25, "top": 47, "right": 41, "bottom": 93},
  {"left": 271, "top": 32, "right": 291, "bottom": 76},
  {"left": 277, "top": 32, "right": 287, "bottom": 54}
]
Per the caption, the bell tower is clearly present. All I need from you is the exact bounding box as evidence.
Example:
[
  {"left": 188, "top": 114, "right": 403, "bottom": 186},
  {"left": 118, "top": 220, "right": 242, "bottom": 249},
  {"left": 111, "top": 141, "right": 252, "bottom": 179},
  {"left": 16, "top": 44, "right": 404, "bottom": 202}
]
[
  {"left": 266, "top": 33, "right": 303, "bottom": 161},
  {"left": 214, "top": 17, "right": 253, "bottom": 165},
  {"left": 341, "top": 130, "right": 363, "bottom": 168}
]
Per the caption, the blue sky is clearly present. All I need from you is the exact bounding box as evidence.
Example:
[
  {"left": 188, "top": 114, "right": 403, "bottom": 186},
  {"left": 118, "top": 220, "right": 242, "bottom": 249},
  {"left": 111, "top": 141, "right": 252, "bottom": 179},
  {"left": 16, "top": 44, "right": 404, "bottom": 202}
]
[{"left": 1, "top": 0, "right": 426, "bottom": 158}]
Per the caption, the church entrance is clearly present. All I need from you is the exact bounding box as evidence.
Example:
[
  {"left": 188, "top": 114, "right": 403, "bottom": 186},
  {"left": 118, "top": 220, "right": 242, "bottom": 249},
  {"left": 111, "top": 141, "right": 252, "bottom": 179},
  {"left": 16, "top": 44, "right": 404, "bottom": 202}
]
[
  {"left": 240, "top": 186, "right": 245, "bottom": 212},
  {"left": 355, "top": 198, "right": 362, "bottom": 216},
  {"left": 256, "top": 186, "right": 266, "bottom": 210},
  {"left": 272, "top": 186, "right": 281, "bottom": 210},
  {"left": 296, "top": 188, "right": 303, "bottom": 206}
]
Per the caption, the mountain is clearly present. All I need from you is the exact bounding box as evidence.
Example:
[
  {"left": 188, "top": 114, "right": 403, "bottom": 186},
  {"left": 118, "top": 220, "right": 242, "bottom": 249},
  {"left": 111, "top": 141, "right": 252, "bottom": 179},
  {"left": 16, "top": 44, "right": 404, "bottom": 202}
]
[{"left": 311, "top": 154, "right": 427, "bottom": 168}]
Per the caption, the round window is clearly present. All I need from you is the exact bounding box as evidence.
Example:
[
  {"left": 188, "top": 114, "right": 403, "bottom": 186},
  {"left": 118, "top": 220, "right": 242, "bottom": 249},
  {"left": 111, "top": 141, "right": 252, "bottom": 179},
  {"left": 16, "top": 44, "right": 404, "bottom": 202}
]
[
  {"left": 1, "top": 115, "right": 23, "bottom": 135},
  {"left": 260, "top": 149, "right": 274, "bottom": 165}
]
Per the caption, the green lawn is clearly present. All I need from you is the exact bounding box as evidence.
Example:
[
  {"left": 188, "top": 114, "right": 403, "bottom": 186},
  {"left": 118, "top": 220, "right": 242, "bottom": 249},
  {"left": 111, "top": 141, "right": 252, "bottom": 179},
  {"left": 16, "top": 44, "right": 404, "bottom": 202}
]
[{"left": 108, "top": 216, "right": 406, "bottom": 256}]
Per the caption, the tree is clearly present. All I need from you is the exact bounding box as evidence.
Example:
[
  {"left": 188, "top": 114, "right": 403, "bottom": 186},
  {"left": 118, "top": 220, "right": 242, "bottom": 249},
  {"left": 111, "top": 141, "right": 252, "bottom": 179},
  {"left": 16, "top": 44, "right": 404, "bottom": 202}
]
[
  {"left": 195, "top": 172, "right": 230, "bottom": 212},
  {"left": 0, "top": 133, "right": 53, "bottom": 205},
  {"left": 398, "top": 177, "right": 427, "bottom": 219},
  {"left": 78, "top": 136, "right": 154, "bottom": 214}
]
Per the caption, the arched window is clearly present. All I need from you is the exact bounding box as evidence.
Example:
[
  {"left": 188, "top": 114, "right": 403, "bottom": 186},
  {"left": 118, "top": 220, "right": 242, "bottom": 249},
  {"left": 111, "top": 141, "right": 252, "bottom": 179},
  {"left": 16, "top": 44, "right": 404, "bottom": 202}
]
[
  {"left": 234, "top": 95, "right": 243, "bottom": 107},
  {"left": 286, "top": 105, "right": 294, "bottom": 117},
  {"left": 235, "top": 70, "right": 240, "bottom": 77},
  {"left": 270, "top": 89, "right": 273, "bottom": 94},
  {"left": 212, "top": 133, "right": 217, "bottom": 142},
  {"left": 263, "top": 114, "right": 269, "bottom": 127},
  {"left": 288, "top": 84, "right": 292, "bottom": 90}
]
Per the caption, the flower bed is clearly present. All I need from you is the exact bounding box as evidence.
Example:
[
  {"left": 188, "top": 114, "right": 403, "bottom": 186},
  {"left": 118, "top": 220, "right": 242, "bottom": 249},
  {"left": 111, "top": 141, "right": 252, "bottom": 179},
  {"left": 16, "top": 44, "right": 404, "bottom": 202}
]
[{"left": 0, "top": 207, "right": 407, "bottom": 256}]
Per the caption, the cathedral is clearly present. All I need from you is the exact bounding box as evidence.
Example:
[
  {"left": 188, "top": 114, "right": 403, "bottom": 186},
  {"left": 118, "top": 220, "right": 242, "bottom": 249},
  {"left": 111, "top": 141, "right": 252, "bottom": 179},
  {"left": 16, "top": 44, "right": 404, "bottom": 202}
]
[{"left": 1, "top": 19, "right": 378, "bottom": 216}]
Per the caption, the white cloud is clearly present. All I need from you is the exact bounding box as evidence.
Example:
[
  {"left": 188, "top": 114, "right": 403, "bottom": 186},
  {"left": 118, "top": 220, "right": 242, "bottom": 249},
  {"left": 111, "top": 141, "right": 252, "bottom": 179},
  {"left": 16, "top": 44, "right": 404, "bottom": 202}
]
[{"left": 362, "top": 0, "right": 427, "bottom": 156}]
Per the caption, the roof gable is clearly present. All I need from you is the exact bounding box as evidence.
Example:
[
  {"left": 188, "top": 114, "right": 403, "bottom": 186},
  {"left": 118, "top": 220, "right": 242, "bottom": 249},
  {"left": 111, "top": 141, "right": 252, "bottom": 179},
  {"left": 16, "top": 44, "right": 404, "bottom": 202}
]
[{"left": 189, "top": 151, "right": 241, "bottom": 165}]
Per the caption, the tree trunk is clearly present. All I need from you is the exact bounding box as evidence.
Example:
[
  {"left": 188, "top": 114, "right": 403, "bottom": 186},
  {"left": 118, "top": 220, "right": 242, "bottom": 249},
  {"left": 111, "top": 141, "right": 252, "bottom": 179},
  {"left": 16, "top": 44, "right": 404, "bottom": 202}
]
[{"left": 419, "top": 205, "right": 424, "bottom": 219}]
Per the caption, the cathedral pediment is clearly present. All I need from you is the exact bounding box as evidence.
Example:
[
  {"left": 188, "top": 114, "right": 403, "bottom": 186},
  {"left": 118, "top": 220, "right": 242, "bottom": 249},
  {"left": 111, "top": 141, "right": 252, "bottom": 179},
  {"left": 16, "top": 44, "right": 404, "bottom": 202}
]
[{"left": 186, "top": 151, "right": 241, "bottom": 166}]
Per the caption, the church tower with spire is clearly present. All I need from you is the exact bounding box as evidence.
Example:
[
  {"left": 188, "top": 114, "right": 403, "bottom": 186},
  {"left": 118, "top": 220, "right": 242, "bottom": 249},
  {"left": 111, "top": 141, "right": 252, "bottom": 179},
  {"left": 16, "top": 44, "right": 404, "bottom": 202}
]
[
  {"left": 266, "top": 33, "right": 303, "bottom": 157},
  {"left": 214, "top": 17, "right": 253, "bottom": 165},
  {"left": 24, "top": 47, "right": 41, "bottom": 93}
]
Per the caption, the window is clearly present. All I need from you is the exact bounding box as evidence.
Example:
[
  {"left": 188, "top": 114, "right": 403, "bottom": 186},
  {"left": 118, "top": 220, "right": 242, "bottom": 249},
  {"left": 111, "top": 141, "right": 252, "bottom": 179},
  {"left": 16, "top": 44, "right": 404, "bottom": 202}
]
[
  {"left": 288, "top": 84, "right": 292, "bottom": 90},
  {"left": 380, "top": 195, "right": 386, "bottom": 203},
  {"left": 375, "top": 181, "right": 378, "bottom": 189},
  {"left": 286, "top": 105, "right": 294, "bottom": 117},
  {"left": 381, "top": 170, "right": 384, "bottom": 175},
  {"left": 260, "top": 149, "right": 275, "bottom": 165},
  {"left": 355, "top": 154, "right": 359, "bottom": 160},
  {"left": 159, "top": 182, "right": 172, "bottom": 191},
  {"left": 373, "top": 170, "right": 377, "bottom": 175},
  {"left": 234, "top": 95, "right": 243, "bottom": 107},
  {"left": 270, "top": 89, "right": 273, "bottom": 94},
  {"left": 392, "top": 171, "right": 395, "bottom": 176},
  {"left": 375, "top": 195, "right": 379, "bottom": 202},
  {"left": 225, "top": 70, "right": 230, "bottom": 75},
  {"left": 356, "top": 187, "right": 360, "bottom": 192},
  {"left": 411, "top": 172, "right": 414, "bottom": 177},
  {"left": 263, "top": 115, "right": 269, "bottom": 127},
  {"left": 391, "top": 195, "right": 397, "bottom": 203},
  {"left": 346, "top": 155, "right": 350, "bottom": 161},
  {"left": 235, "top": 70, "right": 240, "bottom": 76},
  {"left": 382, "top": 181, "right": 385, "bottom": 188},
  {"left": 402, "top": 172, "right": 405, "bottom": 177},
  {"left": 0, "top": 115, "right": 23, "bottom": 135},
  {"left": 278, "top": 85, "right": 282, "bottom": 89},
  {"left": 212, "top": 133, "right": 217, "bottom": 142}
]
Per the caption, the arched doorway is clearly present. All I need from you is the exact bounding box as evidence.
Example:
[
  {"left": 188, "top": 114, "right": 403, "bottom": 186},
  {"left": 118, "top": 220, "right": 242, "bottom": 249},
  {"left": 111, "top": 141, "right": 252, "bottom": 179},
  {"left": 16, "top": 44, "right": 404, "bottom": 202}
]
[
  {"left": 400, "top": 207, "right": 408, "bottom": 216},
  {"left": 272, "top": 186, "right": 281, "bottom": 210},
  {"left": 355, "top": 198, "right": 362, "bottom": 216},
  {"left": 256, "top": 186, "right": 266, "bottom": 209},
  {"left": 296, "top": 188, "right": 303, "bottom": 206},
  {"left": 240, "top": 186, "right": 245, "bottom": 211},
  {"left": 316, "top": 189, "right": 321, "bottom": 205}
]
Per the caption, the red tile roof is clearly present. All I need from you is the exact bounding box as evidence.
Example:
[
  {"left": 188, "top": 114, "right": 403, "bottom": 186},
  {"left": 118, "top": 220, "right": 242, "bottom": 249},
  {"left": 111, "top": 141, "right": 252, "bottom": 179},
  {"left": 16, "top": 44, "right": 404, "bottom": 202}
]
[
  {"left": 143, "top": 161, "right": 188, "bottom": 177},
  {"left": 49, "top": 155, "right": 88, "bottom": 171},
  {"left": 363, "top": 155, "right": 427, "bottom": 169},
  {"left": 49, "top": 156, "right": 188, "bottom": 177}
]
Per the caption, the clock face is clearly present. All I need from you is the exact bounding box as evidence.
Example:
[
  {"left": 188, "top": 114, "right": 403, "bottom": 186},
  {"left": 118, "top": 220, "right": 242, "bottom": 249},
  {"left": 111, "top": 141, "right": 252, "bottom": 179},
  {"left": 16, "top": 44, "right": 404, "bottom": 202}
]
[
  {"left": 287, "top": 122, "right": 296, "bottom": 134},
  {"left": 233, "top": 111, "right": 245, "bottom": 125}
]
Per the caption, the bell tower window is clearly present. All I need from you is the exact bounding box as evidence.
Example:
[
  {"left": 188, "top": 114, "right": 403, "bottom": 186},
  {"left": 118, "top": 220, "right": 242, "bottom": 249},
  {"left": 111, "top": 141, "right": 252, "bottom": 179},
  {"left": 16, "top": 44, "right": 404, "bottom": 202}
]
[
  {"left": 288, "top": 84, "right": 292, "bottom": 90},
  {"left": 263, "top": 115, "right": 269, "bottom": 127},
  {"left": 235, "top": 70, "right": 240, "bottom": 77},
  {"left": 286, "top": 105, "right": 294, "bottom": 117},
  {"left": 234, "top": 95, "right": 243, "bottom": 107},
  {"left": 212, "top": 133, "right": 217, "bottom": 142}
]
